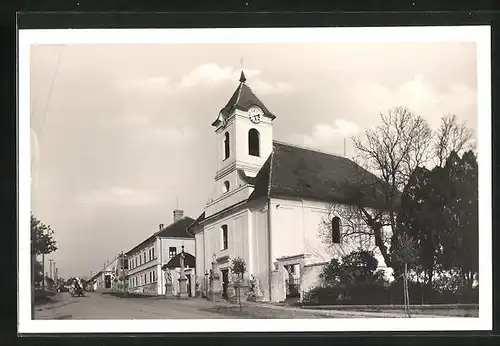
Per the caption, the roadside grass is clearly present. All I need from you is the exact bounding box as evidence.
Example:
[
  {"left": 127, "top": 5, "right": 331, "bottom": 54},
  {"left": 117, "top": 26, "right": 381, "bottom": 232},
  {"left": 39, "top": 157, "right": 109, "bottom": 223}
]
[
  {"left": 34, "top": 290, "right": 58, "bottom": 306},
  {"left": 372, "top": 308, "right": 478, "bottom": 317},
  {"left": 301, "top": 304, "right": 479, "bottom": 317},
  {"left": 202, "top": 305, "right": 331, "bottom": 319}
]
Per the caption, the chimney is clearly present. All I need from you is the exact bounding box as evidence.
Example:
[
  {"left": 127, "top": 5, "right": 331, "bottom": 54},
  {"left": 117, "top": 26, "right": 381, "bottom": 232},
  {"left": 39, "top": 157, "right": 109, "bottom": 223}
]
[
  {"left": 159, "top": 223, "right": 164, "bottom": 230},
  {"left": 173, "top": 209, "right": 184, "bottom": 223}
]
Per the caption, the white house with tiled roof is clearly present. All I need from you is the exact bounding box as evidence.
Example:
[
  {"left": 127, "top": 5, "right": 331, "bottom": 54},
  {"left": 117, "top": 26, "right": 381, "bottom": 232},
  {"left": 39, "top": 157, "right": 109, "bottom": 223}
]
[
  {"left": 126, "top": 210, "right": 196, "bottom": 296},
  {"left": 188, "top": 72, "right": 388, "bottom": 303}
]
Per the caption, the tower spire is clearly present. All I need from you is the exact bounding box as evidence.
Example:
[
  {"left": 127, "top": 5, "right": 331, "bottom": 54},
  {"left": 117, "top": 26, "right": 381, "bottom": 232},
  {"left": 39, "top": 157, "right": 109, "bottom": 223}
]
[{"left": 239, "top": 70, "right": 246, "bottom": 83}]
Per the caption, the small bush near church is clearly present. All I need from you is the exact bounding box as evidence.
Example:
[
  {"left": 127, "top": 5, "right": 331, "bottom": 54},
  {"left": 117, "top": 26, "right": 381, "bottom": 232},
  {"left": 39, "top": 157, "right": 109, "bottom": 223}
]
[
  {"left": 304, "top": 250, "right": 390, "bottom": 305},
  {"left": 230, "top": 257, "right": 247, "bottom": 310}
]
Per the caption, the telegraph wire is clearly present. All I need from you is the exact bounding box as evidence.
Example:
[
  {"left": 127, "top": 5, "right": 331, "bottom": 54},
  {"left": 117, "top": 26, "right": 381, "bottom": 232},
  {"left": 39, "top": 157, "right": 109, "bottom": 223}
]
[{"left": 39, "top": 44, "right": 64, "bottom": 140}]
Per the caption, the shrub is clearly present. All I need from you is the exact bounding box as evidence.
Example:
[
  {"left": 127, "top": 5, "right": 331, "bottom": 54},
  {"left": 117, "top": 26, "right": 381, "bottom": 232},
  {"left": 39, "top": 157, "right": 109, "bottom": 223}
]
[{"left": 306, "top": 250, "right": 390, "bottom": 305}]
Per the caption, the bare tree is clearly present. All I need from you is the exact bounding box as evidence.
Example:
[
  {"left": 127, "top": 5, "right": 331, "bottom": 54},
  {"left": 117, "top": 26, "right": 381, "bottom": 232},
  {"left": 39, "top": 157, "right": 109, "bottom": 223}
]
[
  {"left": 321, "top": 107, "right": 433, "bottom": 268},
  {"left": 318, "top": 203, "right": 378, "bottom": 256},
  {"left": 434, "top": 114, "right": 476, "bottom": 167},
  {"left": 353, "top": 106, "right": 433, "bottom": 192}
]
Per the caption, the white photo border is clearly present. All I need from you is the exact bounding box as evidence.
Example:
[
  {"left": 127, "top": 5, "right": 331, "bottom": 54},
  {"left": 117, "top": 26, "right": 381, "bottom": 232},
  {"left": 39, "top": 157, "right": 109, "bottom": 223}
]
[{"left": 18, "top": 26, "right": 492, "bottom": 334}]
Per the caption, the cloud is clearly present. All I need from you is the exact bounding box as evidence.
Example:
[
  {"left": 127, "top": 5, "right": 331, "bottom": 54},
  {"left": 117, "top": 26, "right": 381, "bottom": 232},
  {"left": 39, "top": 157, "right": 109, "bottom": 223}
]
[
  {"left": 290, "top": 119, "right": 360, "bottom": 152},
  {"left": 178, "top": 63, "right": 260, "bottom": 88},
  {"left": 120, "top": 76, "right": 174, "bottom": 95},
  {"left": 346, "top": 74, "right": 476, "bottom": 129},
  {"left": 74, "top": 186, "right": 162, "bottom": 208},
  {"left": 118, "top": 63, "right": 296, "bottom": 96}
]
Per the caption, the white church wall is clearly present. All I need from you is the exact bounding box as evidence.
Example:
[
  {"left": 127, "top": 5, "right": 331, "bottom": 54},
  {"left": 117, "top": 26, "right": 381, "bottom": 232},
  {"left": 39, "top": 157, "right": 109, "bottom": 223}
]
[
  {"left": 250, "top": 205, "right": 271, "bottom": 301},
  {"left": 215, "top": 120, "right": 237, "bottom": 173},
  {"left": 269, "top": 198, "right": 305, "bottom": 262},
  {"left": 205, "top": 184, "right": 252, "bottom": 217},
  {"left": 269, "top": 197, "right": 390, "bottom": 268},
  {"left": 302, "top": 199, "right": 333, "bottom": 263},
  {"left": 234, "top": 112, "right": 273, "bottom": 175},
  {"left": 301, "top": 262, "right": 328, "bottom": 295},
  {"left": 200, "top": 210, "right": 251, "bottom": 278}
]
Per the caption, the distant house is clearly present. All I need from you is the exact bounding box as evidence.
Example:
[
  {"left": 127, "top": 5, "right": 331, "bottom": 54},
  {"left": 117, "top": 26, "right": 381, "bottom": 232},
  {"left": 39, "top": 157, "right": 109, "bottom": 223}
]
[
  {"left": 90, "top": 253, "right": 128, "bottom": 292},
  {"left": 125, "top": 210, "right": 195, "bottom": 295},
  {"left": 162, "top": 246, "right": 197, "bottom": 297}
]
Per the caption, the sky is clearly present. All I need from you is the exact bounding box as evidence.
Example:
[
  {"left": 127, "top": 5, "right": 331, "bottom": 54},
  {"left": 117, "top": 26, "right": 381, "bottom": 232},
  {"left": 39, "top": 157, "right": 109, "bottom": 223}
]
[{"left": 30, "top": 42, "right": 478, "bottom": 279}]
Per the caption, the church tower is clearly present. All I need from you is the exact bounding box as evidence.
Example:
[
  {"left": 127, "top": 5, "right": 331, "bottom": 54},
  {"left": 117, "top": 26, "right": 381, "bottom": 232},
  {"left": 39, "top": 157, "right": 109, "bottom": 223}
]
[{"left": 210, "top": 71, "right": 276, "bottom": 202}]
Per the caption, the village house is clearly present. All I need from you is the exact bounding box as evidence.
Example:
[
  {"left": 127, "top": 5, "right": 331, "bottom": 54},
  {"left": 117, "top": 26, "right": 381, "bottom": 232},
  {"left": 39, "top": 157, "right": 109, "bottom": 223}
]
[
  {"left": 162, "top": 245, "right": 197, "bottom": 298},
  {"left": 188, "top": 71, "right": 388, "bottom": 303},
  {"left": 89, "top": 253, "right": 128, "bottom": 292},
  {"left": 125, "top": 210, "right": 195, "bottom": 295}
]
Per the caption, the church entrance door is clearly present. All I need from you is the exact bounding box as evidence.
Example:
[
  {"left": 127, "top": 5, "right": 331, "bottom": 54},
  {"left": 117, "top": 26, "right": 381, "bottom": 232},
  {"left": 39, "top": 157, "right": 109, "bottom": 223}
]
[{"left": 221, "top": 269, "right": 229, "bottom": 299}]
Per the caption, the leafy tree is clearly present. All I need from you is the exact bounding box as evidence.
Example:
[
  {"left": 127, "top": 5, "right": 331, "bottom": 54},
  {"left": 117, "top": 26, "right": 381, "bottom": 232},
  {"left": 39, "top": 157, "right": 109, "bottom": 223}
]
[
  {"left": 229, "top": 257, "right": 247, "bottom": 311},
  {"left": 440, "top": 150, "right": 478, "bottom": 291},
  {"left": 31, "top": 213, "right": 57, "bottom": 291},
  {"left": 396, "top": 150, "right": 478, "bottom": 302},
  {"left": 318, "top": 250, "right": 388, "bottom": 304},
  {"left": 396, "top": 166, "right": 445, "bottom": 288},
  {"left": 319, "top": 258, "right": 343, "bottom": 287},
  {"left": 33, "top": 260, "right": 44, "bottom": 285},
  {"left": 31, "top": 213, "right": 57, "bottom": 256}
]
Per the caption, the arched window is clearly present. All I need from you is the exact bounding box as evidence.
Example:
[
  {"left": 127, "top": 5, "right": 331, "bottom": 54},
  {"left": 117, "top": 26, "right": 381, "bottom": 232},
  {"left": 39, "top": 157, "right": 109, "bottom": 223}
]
[
  {"left": 223, "top": 132, "right": 230, "bottom": 160},
  {"left": 248, "top": 129, "right": 260, "bottom": 157},
  {"left": 222, "top": 181, "right": 230, "bottom": 193},
  {"left": 221, "top": 225, "right": 228, "bottom": 250},
  {"left": 331, "top": 217, "right": 341, "bottom": 244}
]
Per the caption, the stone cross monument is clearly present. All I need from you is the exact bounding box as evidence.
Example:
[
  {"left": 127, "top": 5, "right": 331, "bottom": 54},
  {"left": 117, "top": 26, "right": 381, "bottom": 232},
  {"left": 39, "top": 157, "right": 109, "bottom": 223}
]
[{"left": 177, "top": 246, "right": 189, "bottom": 299}]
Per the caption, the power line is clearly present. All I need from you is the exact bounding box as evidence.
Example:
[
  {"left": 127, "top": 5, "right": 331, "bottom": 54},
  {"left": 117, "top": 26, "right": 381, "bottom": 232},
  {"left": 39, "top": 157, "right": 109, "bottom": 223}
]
[{"left": 39, "top": 44, "right": 64, "bottom": 140}]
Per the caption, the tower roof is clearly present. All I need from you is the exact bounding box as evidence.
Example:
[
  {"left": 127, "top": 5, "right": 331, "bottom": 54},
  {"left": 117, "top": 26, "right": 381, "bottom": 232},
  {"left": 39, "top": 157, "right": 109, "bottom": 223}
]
[
  {"left": 212, "top": 71, "right": 276, "bottom": 127},
  {"left": 239, "top": 70, "right": 247, "bottom": 83}
]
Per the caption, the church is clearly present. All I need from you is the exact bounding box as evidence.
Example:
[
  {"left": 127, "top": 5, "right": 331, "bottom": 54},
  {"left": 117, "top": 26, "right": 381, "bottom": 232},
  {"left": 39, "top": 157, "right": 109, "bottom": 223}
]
[{"left": 188, "top": 71, "right": 387, "bottom": 303}]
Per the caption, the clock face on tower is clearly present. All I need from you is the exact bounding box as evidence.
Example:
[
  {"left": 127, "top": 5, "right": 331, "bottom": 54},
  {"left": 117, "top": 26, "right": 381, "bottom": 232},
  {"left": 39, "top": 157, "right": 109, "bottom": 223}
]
[{"left": 248, "top": 106, "right": 263, "bottom": 124}]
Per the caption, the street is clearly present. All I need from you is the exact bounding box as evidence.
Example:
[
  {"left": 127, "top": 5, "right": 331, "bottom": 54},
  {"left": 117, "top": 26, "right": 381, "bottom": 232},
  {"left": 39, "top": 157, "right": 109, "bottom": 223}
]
[
  {"left": 35, "top": 291, "right": 466, "bottom": 320},
  {"left": 35, "top": 292, "right": 237, "bottom": 319},
  {"left": 34, "top": 292, "right": 333, "bottom": 319}
]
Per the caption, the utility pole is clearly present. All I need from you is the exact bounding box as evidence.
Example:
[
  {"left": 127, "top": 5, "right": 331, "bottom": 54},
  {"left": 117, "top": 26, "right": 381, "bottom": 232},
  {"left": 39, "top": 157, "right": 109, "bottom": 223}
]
[
  {"left": 42, "top": 253, "right": 45, "bottom": 291},
  {"left": 121, "top": 251, "right": 125, "bottom": 293},
  {"left": 48, "top": 259, "right": 54, "bottom": 279}
]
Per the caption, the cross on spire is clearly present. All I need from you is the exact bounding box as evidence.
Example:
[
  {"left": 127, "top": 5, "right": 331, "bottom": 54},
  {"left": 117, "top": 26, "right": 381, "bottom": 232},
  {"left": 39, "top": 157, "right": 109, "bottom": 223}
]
[{"left": 239, "top": 57, "right": 247, "bottom": 83}]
